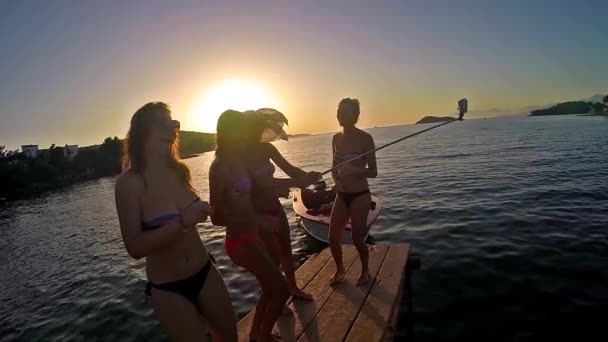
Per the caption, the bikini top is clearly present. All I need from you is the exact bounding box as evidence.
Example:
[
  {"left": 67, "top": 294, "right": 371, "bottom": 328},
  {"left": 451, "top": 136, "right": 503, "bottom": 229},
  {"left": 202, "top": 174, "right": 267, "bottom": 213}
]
[
  {"left": 142, "top": 212, "right": 180, "bottom": 231},
  {"left": 142, "top": 197, "right": 207, "bottom": 231},
  {"left": 231, "top": 176, "right": 253, "bottom": 193},
  {"left": 334, "top": 151, "right": 364, "bottom": 164},
  {"left": 253, "top": 161, "right": 275, "bottom": 177}
]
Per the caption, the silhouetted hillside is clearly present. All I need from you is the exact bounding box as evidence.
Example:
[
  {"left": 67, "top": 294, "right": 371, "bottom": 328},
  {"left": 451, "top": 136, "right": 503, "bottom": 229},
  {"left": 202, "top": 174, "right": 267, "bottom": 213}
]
[
  {"left": 530, "top": 101, "right": 606, "bottom": 116},
  {"left": 416, "top": 116, "right": 454, "bottom": 124}
]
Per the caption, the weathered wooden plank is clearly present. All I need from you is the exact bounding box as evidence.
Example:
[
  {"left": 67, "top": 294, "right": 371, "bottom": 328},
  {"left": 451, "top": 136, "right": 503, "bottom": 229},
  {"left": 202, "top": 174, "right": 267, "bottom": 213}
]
[
  {"left": 275, "top": 246, "right": 359, "bottom": 342},
  {"left": 345, "top": 244, "right": 410, "bottom": 342},
  {"left": 298, "top": 245, "right": 390, "bottom": 342},
  {"left": 237, "top": 248, "right": 334, "bottom": 341},
  {"left": 380, "top": 281, "right": 403, "bottom": 342}
]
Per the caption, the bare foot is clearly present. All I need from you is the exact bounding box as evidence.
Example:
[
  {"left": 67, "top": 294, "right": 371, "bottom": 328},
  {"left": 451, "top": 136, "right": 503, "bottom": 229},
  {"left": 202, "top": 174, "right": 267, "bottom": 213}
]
[
  {"left": 329, "top": 269, "right": 346, "bottom": 285},
  {"left": 290, "top": 287, "right": 313, "bottom": 301},
  {"left": 356, "top": 272, "right": 371, "bottom": 286}
]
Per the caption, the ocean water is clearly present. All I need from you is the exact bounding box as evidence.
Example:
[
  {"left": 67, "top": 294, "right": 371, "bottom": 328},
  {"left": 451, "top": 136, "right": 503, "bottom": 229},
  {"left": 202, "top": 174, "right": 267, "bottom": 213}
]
[{"left": 1, "top": 115, "right": 607, "bottom": 341}]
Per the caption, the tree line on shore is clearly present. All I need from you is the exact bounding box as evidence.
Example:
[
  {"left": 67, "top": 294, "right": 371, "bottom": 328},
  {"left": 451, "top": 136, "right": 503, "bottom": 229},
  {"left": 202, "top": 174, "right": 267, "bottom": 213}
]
[
  {"left": 0, "top": 131, "right": 215, "bottom": 200},
  {"left": 530, "top": 96, "right": 608, "bottom": 116}
]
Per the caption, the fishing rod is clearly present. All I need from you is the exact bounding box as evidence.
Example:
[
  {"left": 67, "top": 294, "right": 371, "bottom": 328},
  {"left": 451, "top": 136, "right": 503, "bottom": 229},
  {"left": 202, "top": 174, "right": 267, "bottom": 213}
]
[{"left": 321, "top": 98, "right": 468, "bottom": 176}]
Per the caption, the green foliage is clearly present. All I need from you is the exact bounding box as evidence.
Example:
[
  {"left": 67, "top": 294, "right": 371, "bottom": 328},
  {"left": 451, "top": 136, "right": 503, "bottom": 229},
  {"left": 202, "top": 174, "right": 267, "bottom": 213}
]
[
  {"left": 0, "top": 137, "right": 124, "bottom": 200},
  {"left": 1, "top": 132, "right": 216, "bottom": 200},
  {"left": 589, "top": 102, "right": 606, "bottom": 113}
]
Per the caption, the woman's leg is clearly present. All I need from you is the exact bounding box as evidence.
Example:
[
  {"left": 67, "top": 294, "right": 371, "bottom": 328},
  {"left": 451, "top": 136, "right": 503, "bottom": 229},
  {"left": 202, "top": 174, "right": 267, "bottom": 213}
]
[
  {"left": 276, "top": 208, "right": 312, "bottom": 300},
  {"left": 329, "top": 195, "right": 350, "bottom": 284},
  {"left": 231, "top": 240, "right": 289, "bottom": 342},
  {"left": 197, "top": 265, "right": 238, "bottom": 342},
  {"left": 259, "top": 217, "right": 294, "bottom": 313},
  {"left": 258, "top": 220, "right": 282, "bottom": 266},
  {"left": 250, "top": 292, "right": 271, "bottom": 340},
  {"left": 150, "top": 288, "right": 205, "bottom": 342},
  {"left": 348, "top": 193, "right": 372, "bottom": 285}
]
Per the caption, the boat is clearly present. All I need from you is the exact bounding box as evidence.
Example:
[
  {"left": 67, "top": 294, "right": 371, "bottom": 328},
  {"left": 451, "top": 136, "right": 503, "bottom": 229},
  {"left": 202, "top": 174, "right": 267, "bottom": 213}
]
[{"left": 292, "top": 189, "right": 381, "bottom": 244}]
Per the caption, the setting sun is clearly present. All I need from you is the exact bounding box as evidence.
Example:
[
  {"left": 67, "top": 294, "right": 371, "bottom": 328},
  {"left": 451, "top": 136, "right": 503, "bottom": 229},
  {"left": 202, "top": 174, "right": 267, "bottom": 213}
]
[{"left": 190, "top": 79, "right": 283, "bottom": 133}]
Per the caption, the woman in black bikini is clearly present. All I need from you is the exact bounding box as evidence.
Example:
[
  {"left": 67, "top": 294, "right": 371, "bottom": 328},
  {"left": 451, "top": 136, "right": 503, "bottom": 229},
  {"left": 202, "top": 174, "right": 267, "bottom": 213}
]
[
  {"left": 115, "top": 102, "right": 237, "bottom": 341},
  {"left": 329, "top": 98, "right": 378, "bottom": 286},
  {"left": 243, "top": 109, "right": 321, "bottom": 301}
]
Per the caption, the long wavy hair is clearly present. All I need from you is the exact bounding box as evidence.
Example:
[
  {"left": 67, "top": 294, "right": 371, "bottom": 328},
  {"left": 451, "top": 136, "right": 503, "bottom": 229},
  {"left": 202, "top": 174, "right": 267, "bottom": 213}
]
[
  {"left": 244, "top": 112, "right": 266, "bottom": 144},
  {"left": 215, "top": 109, "right": 245, "bottom": 158},
  {"left": 122, "top": 102, "right": 192, "bottom": 187}
]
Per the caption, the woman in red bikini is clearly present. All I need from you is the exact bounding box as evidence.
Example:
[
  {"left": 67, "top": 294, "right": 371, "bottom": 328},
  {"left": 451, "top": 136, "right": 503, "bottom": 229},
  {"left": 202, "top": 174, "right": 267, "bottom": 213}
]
[
  {"left": 329, "top": 98, "right": 378, "bottom": 286},
  {"left": 115, "top": 102, "right": 237, "bottom": 341},
  {"left": 209, "top": 109, "right": 288, "bottom": 342},
  {"left": 242, "top": 109, "right": 322, "bottom": 301}
]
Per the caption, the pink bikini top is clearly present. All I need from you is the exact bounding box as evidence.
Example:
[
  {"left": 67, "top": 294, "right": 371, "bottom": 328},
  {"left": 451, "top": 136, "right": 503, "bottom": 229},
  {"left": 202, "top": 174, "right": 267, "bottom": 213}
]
[{"left": 231, "top": 176, "right": 252, "bottom": 193}]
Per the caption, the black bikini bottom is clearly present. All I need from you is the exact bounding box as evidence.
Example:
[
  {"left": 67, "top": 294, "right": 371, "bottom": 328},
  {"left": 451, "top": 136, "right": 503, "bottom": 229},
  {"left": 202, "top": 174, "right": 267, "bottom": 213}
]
[
  {"left": 337, "top": 189, "right": 370, "bottom": 208},
  {"left": 145, "top": 254, "right": 215, "bottom": 311}
]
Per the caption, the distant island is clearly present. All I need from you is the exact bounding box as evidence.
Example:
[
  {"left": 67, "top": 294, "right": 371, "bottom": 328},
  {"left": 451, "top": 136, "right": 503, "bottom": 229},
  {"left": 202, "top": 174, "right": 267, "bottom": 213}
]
[
  {"left": 178, "top": 131, "right": 215, "bottom": 158},
  {"left": 530, "top": 99, "right": 607, "bottom": 116},
  {"left": 288, "top": 133, "right": 311, "bottom": 139},
  {"left": 416, "top": 116, "right": 454, "bottom": 124}
]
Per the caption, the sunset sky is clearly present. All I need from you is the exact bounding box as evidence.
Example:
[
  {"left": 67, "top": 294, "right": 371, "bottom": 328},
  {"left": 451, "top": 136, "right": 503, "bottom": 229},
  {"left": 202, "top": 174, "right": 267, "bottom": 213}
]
[{"left": 1, "top": 0, "right": 607, "bottom": 150}]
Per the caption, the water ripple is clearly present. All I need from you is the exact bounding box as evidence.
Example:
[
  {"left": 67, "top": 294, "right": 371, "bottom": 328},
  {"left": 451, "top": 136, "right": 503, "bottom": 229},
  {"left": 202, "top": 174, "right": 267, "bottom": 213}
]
[{"left": 2, "top": 116, "right": 608, "bottom": 341}]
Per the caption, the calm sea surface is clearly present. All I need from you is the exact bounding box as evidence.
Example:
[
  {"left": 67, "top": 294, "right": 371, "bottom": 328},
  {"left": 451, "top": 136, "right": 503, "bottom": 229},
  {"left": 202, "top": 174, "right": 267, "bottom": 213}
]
[{"left": 1, "top": 115, "right": 607, "bottom": 341}]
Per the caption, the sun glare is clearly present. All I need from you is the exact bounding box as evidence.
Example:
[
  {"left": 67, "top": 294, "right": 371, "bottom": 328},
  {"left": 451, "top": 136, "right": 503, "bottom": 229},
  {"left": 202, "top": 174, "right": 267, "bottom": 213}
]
[{"left": 190, "top": 79, "right": 282, "bottom": 133}]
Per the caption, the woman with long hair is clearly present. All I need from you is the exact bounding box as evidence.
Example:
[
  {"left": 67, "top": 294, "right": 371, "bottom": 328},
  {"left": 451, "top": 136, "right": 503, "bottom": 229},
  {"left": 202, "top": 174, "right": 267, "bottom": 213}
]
[
  {"left": 243, "top": 109, "right": 321, "bottom": 300},
  {"left": 209, "top": 110, "right": 289, "bottom": 342},
  {"left": 115, "top": 102, "right": 237, "bottom": 342},
  {"left": 329, "top": 98, "right": 378, "bottom": 286}
]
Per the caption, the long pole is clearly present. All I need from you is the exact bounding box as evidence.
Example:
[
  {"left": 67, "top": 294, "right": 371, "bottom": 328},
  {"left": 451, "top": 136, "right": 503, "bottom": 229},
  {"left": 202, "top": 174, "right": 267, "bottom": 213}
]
[{"left": 321, "top": 111, "right": 465, "bottom": 176}]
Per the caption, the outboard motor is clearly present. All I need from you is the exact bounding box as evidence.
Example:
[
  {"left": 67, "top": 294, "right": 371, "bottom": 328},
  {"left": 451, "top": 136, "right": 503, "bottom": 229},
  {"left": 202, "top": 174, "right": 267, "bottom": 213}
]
[{"left": 314, "top": 180, "right": 327, "bottom": 191}]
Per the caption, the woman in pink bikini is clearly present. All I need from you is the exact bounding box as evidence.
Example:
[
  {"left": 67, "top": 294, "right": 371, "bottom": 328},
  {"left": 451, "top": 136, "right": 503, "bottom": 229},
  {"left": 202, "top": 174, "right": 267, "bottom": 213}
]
[
  {"left": 243, "top": 109, "right": 321, "bottom": 301},
  {"left": 209, "top": 109, "right": 289, "bottom": 342},
  {"left": 115, "top": 102, "right": 237, "bottom": 341}
]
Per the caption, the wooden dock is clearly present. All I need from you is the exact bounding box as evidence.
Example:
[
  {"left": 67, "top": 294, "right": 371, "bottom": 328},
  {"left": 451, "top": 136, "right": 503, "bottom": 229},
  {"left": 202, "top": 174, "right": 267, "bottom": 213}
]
[{"left": 237, "top": 243, "right": 411, "bottom": 342}]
